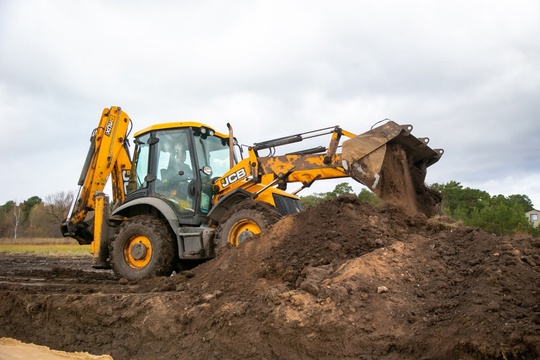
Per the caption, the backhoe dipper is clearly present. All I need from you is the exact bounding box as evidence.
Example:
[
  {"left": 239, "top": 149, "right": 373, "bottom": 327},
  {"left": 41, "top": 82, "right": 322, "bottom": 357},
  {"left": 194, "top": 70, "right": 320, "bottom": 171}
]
[{"left": 62, "top": 106, "right": 443, "bottom": 280}]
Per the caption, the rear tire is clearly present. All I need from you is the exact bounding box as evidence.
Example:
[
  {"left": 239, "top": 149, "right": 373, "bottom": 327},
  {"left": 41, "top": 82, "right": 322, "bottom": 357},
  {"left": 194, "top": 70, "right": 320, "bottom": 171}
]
[
  {"left": 216, "top": 201, "right": 282, "bottom": 248},
  {"left": 110, "top": 215, "right": 176, "bottom": 281}
]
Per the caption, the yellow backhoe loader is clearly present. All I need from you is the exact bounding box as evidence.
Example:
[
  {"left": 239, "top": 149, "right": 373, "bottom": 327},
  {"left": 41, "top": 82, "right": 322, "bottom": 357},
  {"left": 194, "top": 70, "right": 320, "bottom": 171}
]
[{"left": 61, "top": 106, "right": 443, "bottom": 280}]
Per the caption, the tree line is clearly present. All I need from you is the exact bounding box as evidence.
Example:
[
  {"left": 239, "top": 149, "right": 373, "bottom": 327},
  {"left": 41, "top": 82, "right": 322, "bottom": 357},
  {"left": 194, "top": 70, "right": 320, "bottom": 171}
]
[
  {"left": 430, "top": 181, "right": 537, "bottom": 236},
  {"left": 0, "top": 192, "right": 73, "bottom": 238},
  {"left": 0, "top": 181, "right": 537, "bottom": 238}
]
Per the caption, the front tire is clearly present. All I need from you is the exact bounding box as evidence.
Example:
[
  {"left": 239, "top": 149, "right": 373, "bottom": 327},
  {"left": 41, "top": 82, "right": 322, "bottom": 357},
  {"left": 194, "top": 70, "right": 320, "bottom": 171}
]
[
  {"left": 216, "top": 201, "right": 282, "bottom": 247},
  {"left": 110, "top": 215, "right": 176, "bottom": 281}
]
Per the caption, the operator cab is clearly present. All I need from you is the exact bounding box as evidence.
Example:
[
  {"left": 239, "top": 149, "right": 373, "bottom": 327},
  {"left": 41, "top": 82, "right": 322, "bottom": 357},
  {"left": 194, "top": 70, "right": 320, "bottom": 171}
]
[{"left": 126, "top": 122, "right": 232, "bottom": 224}]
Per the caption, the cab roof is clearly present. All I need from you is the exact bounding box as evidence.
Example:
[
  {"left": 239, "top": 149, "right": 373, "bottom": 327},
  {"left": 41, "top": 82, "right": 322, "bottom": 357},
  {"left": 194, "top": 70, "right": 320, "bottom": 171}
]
[{"left": 134, "top": 121, "right": 228, "bottom": 139}]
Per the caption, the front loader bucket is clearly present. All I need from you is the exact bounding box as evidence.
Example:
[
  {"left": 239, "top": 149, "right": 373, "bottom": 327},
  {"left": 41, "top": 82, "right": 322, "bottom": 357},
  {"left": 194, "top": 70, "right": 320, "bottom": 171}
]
[{"left": 342, "top": 121, "right": 443, "bottom": 215}]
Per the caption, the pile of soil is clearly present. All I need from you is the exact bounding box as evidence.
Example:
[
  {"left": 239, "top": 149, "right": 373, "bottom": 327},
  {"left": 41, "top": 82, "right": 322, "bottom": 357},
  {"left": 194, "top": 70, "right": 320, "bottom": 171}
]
[{"left": 1, "top": 195, "right": 539, "bottom": 359}]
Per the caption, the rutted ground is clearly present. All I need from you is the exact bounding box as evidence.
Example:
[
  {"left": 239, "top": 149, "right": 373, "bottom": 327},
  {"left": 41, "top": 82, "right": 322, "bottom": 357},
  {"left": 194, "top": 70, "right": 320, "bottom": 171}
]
[{"left": 1, "top": 196, "right": 539, "bottom": 359}]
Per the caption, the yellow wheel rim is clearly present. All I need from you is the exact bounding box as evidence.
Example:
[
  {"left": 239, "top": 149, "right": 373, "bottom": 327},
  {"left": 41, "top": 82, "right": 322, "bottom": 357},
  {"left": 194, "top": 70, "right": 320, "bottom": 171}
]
[
  {"left": 229, "top": 219, "right": 261, "bottom": 247},
  {"left": 124, "top": 235, "right": 153, "bottom": 269}
]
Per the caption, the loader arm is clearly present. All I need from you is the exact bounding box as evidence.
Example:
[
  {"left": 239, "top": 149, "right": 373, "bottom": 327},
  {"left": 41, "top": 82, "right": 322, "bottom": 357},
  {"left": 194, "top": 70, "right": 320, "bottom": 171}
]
[
  {"left": 258, "top": 121, "right": 443, "bottom": 191},
  {"left": 61, "top": 106, "right": 132, "bottom": 244},
  {"left": 213, "top": 121, "right": 443, "bottom": 216}
]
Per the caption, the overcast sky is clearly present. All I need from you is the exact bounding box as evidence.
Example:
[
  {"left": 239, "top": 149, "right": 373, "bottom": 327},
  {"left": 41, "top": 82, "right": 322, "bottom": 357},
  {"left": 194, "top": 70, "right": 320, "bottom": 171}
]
[{"left": 1, "top": 0, "right": 539, "bottom": 208}]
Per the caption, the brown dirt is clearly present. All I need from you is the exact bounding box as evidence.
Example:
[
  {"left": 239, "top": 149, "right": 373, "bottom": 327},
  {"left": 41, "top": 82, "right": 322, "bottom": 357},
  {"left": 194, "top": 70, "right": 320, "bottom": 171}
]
[
  {"left": 1, "top": 195, "right": 539, "bottom": 359},
  {"left": 377, "top": 143, "right": 441, "bottom": 218}
]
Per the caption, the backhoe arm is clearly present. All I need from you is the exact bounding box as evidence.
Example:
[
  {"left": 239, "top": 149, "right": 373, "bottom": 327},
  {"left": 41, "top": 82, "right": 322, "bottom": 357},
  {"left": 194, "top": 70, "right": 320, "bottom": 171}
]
[{"left": 61, "top": 107, "right": 132, "bottom": 244}]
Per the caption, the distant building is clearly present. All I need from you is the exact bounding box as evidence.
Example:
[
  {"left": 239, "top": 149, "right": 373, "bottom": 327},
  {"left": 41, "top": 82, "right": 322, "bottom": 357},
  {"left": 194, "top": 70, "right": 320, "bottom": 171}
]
[{"left": 526, "top": 209, "right": 540, "bottom": 228}]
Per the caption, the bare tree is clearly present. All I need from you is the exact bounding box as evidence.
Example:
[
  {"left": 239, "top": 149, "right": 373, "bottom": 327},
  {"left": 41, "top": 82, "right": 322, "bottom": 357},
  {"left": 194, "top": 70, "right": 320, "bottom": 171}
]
[
  {"left": 45, "top": 191, "right": 75, "bottom": 223},
  {"left": 12, "top": 204, "right": 21, "bottom": 239}
]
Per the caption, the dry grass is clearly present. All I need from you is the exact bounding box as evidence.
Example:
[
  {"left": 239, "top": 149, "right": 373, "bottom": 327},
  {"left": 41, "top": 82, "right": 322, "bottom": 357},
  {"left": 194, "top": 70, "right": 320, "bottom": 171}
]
[
  {"left": 0, "top": 238, "right": 91, "bottom": 256},
  {"left": 0, "top": 237, "right": 78, "bottom": 245}
]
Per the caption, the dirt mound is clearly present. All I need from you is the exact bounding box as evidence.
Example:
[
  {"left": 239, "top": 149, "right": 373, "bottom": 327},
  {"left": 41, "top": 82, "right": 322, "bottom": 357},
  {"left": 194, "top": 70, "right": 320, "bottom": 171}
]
[{"left": 0, "top": 196, "right": 539, "bottom": 359}]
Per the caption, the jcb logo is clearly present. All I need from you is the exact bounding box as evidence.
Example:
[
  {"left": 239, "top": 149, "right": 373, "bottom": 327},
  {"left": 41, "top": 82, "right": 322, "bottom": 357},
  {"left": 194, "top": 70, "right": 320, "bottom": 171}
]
[
  {"left": 221, "top": 168, "right": 246, "bottom": 188},
  {"left": 122, "top": 170, "right": 130, "bottom": 194},
  {"left": 105, "top": 120, "right": 114, "bottom": 137}
]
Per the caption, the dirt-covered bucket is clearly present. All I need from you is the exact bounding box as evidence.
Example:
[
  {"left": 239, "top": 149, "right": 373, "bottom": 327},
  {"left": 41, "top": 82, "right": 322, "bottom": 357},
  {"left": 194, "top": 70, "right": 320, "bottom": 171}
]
[{"left": 342, "top": 120, "right": 444, "bottom": 215}]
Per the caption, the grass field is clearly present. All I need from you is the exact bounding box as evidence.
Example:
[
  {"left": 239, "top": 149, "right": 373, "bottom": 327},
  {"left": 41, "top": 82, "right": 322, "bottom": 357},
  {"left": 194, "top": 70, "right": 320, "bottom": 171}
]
[{"left": 0, "top": 238, "right": 91, "bottom": 256}]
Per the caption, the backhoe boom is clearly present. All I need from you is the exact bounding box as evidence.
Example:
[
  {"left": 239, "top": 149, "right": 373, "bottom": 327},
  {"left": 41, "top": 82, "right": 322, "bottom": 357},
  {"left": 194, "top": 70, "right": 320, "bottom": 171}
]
[{"left": 61, "top": 107, "right": 132, "bottom": 245}]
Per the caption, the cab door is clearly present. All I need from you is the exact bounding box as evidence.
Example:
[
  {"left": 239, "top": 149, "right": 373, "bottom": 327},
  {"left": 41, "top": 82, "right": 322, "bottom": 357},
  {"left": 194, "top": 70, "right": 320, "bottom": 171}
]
[{"left": 154, "top": 129, "right": 197, "bottom": 214}]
